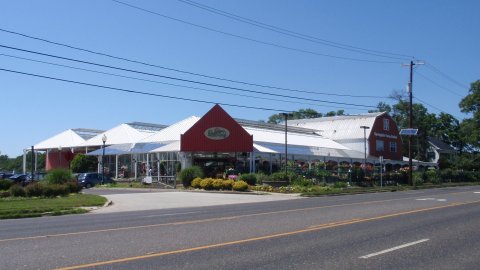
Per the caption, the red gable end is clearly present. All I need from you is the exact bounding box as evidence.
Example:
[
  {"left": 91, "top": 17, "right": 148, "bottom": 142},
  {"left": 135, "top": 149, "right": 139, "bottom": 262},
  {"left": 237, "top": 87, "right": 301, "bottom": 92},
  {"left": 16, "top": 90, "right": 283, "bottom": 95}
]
[{"left": 180, "top": 105, "right": 253, "bottom": 152}]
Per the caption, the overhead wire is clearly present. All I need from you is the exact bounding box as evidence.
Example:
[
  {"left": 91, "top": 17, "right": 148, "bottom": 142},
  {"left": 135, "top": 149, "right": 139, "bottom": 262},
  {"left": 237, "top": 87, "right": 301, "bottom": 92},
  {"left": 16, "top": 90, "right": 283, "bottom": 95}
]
[
  {"left": 0, "top": 67, "right": 290, "bottom": 112},
  {"left": 0, "top": 53, "right": 364, "bottom": 111},
  {"left": 414, "top": 70, "right": 464, "bottom": 97},
  {"left": 176, "top": 0, "right": 413, "bottom": 60},
  {"left": 0, "top": 44, "right": 377, "bottom": 108},
  {"left": 425, "top": 63, "right": 469, "bottom": 90},
  {"left": 111, "top": 0, "right": 401, "bottom": 64},
  {"left": 0, "top": 28, "right": 387, "bottom": 99},
  {"left": 413, "top": 96, "right": 456, "bottom": 116}
]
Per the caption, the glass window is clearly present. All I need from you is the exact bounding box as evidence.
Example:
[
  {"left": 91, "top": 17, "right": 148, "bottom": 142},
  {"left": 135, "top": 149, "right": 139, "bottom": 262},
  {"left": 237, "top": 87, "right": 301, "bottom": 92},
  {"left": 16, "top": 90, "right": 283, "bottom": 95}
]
[
  {"left": 390, "top": 142, "right": 397, "bottom": 152},
  {"left": 383, "top": 119, "right": 390, "bottom": 131},
  {"left": 376, "top": 140, "right": 384, "bottom": 152}
]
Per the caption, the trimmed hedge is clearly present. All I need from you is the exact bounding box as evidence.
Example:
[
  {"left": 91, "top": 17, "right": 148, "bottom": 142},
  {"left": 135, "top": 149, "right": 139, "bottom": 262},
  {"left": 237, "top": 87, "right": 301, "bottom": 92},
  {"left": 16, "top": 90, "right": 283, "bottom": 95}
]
[
  {"left": 232, "top": 181, "right": 249, "bottom": 191},
  {"left": 222, "top": 179, "right": 234, "bottom": 190},
  {"left": 191, "top": 177, "right": 202, "bottom": 188}
]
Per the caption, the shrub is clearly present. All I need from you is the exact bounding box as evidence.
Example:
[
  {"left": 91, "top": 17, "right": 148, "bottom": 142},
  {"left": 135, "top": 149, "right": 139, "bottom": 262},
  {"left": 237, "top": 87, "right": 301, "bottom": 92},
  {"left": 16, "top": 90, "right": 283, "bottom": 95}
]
[
  {"left": 269, "top": 171, "right": 298, "bottom": 182},
  {"left": 212, "top": 179, "right": 224, "bottom": 190},
  {"left": 200, "top": 178, "right": 214, "bottom": 190},
  {"left": 0, "top": 191, "right": 11, "bottom": 198},
  {"left": 65, "top": 181, "right": 82, "bottom": 194},
  {"left": 222, "top": 179, "right": 234, "bottom": 190},
  {"left": 45, "top": 169, "right": 73, "bottom": 185},
  {"left": 179, "top": 166, "right": 204, "bottom": 187},
  {"left": 9, "top": 185, "right": 26, "bottom": 197},
  {"left": 333, "top": 181, "right": 348, "bottom": 189},
  {"left": 239, "top": 173, "right": 257, "bottom": 185},
  {"left": 424, "top": 170, "right": 439, "bottom": 184},
  {"left": 255, "top": 173, "right": 269, "bottom": 185},
  {"left": 25, "top": 182, "right": 44, "bottom": 197},
  {"left": 291, "top": 178, "right": 313, "bottom": 187},
  {"left": 191, "top": 177, "right": 202, "bottom": 188},
  {"left": 42, "top": 184, "right": 70, "bottom": 197},
  {"left": 0, "top": 179, "right": 13, "bottom": 190},
  {"left": 232, "top": 180, "right": 248, "bottom": 191}
]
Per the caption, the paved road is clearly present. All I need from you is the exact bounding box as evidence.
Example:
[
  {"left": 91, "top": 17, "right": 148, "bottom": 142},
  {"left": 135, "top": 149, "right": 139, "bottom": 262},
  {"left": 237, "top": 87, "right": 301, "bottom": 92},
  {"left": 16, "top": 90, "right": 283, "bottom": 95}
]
[{"left": 1, "top": 186, "right": 480, "bottom": 269}]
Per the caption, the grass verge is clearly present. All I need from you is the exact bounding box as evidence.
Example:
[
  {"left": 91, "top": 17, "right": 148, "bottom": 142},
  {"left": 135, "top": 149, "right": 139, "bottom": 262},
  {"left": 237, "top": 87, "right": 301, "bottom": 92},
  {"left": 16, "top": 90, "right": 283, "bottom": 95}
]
[{"left": 0, "top": 194, "right": 107, "bottom": 219}]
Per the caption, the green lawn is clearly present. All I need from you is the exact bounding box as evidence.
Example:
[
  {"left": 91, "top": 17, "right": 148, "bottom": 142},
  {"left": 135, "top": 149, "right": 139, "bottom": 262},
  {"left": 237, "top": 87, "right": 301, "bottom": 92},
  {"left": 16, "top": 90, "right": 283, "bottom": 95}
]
[{"left": 0, "top": 194, "right": 107, "bottom": 219}]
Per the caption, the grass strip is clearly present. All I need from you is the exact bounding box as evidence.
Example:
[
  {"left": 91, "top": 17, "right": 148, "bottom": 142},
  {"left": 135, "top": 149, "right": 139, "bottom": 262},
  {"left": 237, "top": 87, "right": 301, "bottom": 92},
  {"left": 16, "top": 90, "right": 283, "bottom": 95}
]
[{"left": 0, "top": 194, "right": 107, "bottom": 219}]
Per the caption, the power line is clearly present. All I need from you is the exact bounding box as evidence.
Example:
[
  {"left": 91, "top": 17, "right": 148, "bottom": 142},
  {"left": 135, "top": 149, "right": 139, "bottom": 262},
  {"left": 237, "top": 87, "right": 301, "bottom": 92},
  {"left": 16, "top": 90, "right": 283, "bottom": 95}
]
[
  {"left": 425, "top": 63, "right": 469, "bottom": 90},
  {"left": 0, "top": 67, "right": 289, "bottom": 112},
  {"left": 176, "top": 0, "right": 413, "bottom": 60},
  {"left": 413, "top": 96, "right": 453, "bottom": 116},
  {"left": 415, "top": 70, "right": 464, "bottom": 97},
  {"left": 111, "top": 0, "right": 401, "bottom": 64},
  {"left": 0, "top": 28, "right": 387, "bottom": 99},
  {"left": 0, "top": 44, "right": 377, "bottom": 108},
  {"left": 0, "top": 53, "right": 365, "bottom": 111}
]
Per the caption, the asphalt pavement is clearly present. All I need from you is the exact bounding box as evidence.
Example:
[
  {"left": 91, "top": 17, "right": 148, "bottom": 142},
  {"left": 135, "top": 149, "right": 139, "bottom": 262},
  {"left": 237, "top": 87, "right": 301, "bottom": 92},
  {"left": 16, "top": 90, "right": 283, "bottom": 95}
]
[{"left": 1, "top": 186, "right": 480, "bottom": 269}]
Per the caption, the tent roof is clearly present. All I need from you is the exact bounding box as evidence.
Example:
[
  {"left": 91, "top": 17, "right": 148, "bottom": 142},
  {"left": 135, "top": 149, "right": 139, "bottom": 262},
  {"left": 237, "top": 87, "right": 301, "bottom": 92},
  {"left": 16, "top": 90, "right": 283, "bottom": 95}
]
[
  {"left": 34, "top": 128, "right": 103, "bottom": 150},
  {"left": 288, "top": 112, "right": 384, "bottom": 140},
  {"left": 80, "top": 123, "right": 158, "bottom": 147},
  {"left": 139, "top": 116, "right": 200, "bottom": 143},
  {"left": 244, "top": 126, "right": 349, "bottom": 150}
]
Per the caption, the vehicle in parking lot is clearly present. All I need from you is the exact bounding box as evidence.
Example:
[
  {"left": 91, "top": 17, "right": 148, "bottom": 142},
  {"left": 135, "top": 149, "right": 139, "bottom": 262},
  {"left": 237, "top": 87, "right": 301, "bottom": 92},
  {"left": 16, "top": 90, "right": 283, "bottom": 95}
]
[
  {"left": 24, "top": 172, "right": 48, "bottom": 185},
  {"left": 77, "top": 173, "right": 114, "bottom": 188},
  {"left": 0, "top": 172, "right": 14, "bottom": 179},
  {"left": 8, "top": 174, "right": 27, "bottom": 184}
]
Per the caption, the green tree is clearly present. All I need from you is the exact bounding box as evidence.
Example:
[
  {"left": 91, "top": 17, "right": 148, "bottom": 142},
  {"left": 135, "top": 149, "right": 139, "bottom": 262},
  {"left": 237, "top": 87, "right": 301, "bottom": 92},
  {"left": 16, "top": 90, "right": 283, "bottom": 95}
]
[
  {"left": 459, "top": 80, "right": 480, "bottom": 149},
  {"left": 70, "top": 154, "right": 98, "bottom": 173}
]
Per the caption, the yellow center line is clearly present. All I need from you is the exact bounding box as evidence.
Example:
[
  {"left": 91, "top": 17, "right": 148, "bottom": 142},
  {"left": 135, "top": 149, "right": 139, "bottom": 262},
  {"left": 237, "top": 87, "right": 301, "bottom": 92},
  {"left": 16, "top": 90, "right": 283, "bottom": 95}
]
[
  {"left": 0, "top": 189, "right": 475, "bottom": 243},
  {"left": 57, "top": 199, "right": 480, "bottom": 270}
]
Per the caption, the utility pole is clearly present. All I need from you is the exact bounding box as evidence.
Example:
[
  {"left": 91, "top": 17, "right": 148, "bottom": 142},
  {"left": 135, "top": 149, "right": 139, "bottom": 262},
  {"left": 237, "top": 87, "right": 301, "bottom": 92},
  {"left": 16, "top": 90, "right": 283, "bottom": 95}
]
[{"left": 403, "top": 60, "right": 424, "bottom": 185}]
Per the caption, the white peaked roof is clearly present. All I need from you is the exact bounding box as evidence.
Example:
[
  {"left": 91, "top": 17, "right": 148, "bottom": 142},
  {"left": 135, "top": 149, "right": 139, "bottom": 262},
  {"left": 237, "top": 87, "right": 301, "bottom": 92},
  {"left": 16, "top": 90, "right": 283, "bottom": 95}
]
[
  {"left": 80, "top": 123, "right": 156, "bottom": 147},
  {"left": 288, "top": 112, "right": 384, "bottom": 141},
  {"left": 139, "top": 116, "right": 200, "bottom": 143},
  {"left": 244, "top": 127, "right": 349, "bottom": 150},
  {"left": 34, "top": 129, "right": 86, "bottom": 150}
]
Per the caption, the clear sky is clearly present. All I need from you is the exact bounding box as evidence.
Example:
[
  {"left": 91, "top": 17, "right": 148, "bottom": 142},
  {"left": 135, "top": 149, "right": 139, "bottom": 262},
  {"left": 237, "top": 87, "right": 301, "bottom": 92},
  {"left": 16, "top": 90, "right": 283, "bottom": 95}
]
[{"left": 1, "top": 0, "right": 478, "bottom": 157}]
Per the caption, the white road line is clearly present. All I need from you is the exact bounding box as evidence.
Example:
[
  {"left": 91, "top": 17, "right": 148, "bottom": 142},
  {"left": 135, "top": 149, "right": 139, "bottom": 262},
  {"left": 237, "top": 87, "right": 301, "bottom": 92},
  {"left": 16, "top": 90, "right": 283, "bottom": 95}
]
[
  {"left": 474, "top": 192, "right": 480, "bottom": 194},
  {"left": 143, "top": 211, "right": 201, "bottom": 218},
  {"left": 416, "top": 198, "right": 435, "bottom": 201},
  {"left": 359, "top": 239, "right": 430, "bottom": 259}
]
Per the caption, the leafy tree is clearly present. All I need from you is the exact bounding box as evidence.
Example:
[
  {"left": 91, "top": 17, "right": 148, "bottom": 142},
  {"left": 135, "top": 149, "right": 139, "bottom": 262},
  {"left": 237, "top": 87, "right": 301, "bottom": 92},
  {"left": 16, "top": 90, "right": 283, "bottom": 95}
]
[
  {"left": 70, "top": 154, "right": 98, "bottom": 173},
  {"left": 268, "top": 108, "right": 322, "bottom": 124},
  {"left": 369, "top": 102, "right": 392, "bottom": 113},
  {"left": 459, "top": 80, "right": 480, "bottom": 149}
]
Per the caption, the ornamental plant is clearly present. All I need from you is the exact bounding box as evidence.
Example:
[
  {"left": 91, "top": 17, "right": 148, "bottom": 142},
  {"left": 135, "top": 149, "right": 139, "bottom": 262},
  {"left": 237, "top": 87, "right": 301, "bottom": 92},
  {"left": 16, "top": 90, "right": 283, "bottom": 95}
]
[
  {"left": 212, "top": 179, "right": 224, "bottom": 190},
  {"left": 232, "top": 180, "right": 248, "bottom": 191}
]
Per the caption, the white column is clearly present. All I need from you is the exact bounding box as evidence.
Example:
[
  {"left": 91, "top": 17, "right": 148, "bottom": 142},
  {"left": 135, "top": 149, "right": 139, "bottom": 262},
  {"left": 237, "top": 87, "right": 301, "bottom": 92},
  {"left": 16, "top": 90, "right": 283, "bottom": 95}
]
[
  {"left": 115, "top": 155, "right": 119, "bottom": 179},
  {"left": 22, "top": 149, "right": 27, "bottom": 174}
]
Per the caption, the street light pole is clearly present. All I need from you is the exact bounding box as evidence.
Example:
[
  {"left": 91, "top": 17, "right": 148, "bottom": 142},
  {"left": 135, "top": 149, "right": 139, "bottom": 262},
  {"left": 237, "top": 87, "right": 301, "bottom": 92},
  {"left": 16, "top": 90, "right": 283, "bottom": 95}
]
[
  {"left": 360, "top": 126, "right": 370, "bottom": 173},
  {"left": 281, "top": 113, "right": 289, "bottom": 181},
  {"left": 102, "top": 134, "right": 107, "bottom": 185}
]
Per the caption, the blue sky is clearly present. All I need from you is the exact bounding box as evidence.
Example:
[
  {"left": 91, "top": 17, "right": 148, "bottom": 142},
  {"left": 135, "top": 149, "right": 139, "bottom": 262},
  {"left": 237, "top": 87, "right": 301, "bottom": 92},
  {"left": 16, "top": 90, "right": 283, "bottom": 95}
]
[{"left": 1, "top": 0, "right": 478, "bottom": 157}]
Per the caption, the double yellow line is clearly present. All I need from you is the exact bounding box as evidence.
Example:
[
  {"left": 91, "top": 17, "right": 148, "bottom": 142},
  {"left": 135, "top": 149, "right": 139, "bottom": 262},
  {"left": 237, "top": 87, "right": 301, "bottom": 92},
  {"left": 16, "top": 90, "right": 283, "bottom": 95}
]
[{"left": 57, "top": 200, "right": 480, "bottom": 269}]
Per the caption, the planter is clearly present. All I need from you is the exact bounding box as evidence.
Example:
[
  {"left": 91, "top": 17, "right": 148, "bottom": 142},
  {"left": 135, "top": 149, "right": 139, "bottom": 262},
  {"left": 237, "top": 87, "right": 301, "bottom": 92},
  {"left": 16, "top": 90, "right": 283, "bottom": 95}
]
[{"left": 262, "top": 181, "right": 289, "bottom": 188}]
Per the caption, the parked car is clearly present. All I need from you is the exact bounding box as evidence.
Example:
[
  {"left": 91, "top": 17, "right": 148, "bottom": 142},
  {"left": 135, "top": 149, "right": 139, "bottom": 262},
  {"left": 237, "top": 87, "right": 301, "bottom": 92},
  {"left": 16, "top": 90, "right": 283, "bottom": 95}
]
[
  {"left": 0, "top": 172, "right": 14, "bottom": 179},
  {"left": 77, "top": 173, "right": 114, "bottom": 188},
  {"left": 8, "top": 174, "right": 27, "bottom": 185},
  {"left": 24, "top": 172, "right": 47, "bottom": 185}
]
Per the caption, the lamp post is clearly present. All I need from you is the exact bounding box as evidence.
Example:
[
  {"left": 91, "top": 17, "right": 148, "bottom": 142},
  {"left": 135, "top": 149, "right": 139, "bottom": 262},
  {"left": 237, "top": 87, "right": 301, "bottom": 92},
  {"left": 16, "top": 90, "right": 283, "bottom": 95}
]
[
  {"left": 360, "top": 126, "right": 370, "bottom": 173},
  {"left": 102, "top": 134, "right": 107, "bottom": 185},
  {"left": 281, "top": 113, "right": 289, "bottom": 181}
]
